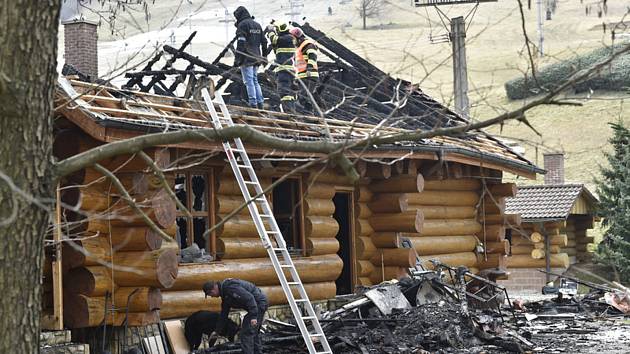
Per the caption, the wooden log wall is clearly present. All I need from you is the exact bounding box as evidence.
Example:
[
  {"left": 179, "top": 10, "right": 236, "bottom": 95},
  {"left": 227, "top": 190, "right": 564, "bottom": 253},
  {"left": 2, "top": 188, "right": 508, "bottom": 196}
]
[
  {"left": 356, "top": 183, "right": 376, "bottom": 286},
  {"left": 507, "top": 220, "right": 571, "bottom": 269},
  {"left": 53, "top": 132, "right": 178, "bottom": 328},
  {"left": 562, "top": 217, "right": 596, "bottom": 263},
  {"left": 158, "top": 166, "right": 345, "bottom": 319}
]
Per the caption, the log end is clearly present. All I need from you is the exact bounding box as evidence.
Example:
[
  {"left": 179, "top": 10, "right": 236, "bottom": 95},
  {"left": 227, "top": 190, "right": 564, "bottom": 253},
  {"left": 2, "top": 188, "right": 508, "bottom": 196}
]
[{"left": 156, "top": 249, "right": 179, "bottom": 289}]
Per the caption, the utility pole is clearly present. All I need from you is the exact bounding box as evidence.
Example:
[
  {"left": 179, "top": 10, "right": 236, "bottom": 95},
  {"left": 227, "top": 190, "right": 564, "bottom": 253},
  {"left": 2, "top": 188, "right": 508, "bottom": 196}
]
[
  {"left": 286, "top": 0, "right": 304, "bottom": 23},
  {"left": 450, "top": 16, "right": 469, "bottom": 119},
  {"left": 537, "top": 0, "right": 544, "bottom": 56},
  {"left": 219, "top": 9, "right": 235, "bottom": 57}
]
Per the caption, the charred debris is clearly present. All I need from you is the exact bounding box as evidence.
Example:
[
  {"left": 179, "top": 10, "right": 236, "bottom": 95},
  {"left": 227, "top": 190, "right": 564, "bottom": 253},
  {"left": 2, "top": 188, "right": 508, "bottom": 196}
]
[{"left": 194, "top": 263, "right": 630, "bottom": 354}]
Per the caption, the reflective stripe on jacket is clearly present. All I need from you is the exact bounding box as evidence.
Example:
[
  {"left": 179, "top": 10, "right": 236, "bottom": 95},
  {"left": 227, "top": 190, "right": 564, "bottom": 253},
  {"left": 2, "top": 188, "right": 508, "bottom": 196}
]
[{"left": 295, "top": 39, "right": 319, "bottom": 79}]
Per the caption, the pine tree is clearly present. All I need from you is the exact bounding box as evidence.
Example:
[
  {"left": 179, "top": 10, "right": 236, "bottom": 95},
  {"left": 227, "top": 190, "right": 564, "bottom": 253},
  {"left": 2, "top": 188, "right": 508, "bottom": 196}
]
[{"left": 596, "top": 123, "right": 630, "bottom": 283}]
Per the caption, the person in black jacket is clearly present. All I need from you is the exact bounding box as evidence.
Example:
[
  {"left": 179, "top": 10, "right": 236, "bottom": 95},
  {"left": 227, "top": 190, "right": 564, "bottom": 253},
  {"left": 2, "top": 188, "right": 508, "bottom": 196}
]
[
  {"left": 233, "top": 6, "right": 268, "bottom": 109},
  {"left": 204, "top": 279, "right": 268, "bottom": 354}
]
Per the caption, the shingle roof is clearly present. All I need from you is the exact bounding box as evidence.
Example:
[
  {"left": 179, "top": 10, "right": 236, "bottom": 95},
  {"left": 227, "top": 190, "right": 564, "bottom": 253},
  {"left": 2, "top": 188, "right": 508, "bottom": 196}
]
[{"left": 505, "top": 184, "right": 594, "bottom": 221}]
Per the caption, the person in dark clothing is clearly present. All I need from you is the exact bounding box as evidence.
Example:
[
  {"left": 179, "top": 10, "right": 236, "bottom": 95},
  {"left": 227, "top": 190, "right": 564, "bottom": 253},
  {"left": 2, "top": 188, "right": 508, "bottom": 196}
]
[
  {"left": 289, "top": 27, "right": 320, "bottom": 114},
  {"left": 203, "top": 279, "right": 268, "bottom": 354},
  {"left": 265, "top": 22, "right": 296, "bottom": 113},
  {"left": 184, "top": 311, "right": 239, "bottom": 350},
  {"left": 233, "top": 6, "right": 268, "bottom": 109}
]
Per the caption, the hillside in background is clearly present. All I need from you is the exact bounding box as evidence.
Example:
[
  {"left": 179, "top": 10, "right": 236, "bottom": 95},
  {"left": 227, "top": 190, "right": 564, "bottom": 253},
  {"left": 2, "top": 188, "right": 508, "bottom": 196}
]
[{"left": 76, "top": 0, "right": 630, "bottom": 191}]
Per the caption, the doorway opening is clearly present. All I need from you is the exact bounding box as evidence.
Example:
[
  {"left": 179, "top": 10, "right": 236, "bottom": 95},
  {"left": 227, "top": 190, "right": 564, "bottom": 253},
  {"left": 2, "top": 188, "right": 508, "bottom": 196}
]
[{"left": 333, "top": 192, "right": 355, "bottom": 295}]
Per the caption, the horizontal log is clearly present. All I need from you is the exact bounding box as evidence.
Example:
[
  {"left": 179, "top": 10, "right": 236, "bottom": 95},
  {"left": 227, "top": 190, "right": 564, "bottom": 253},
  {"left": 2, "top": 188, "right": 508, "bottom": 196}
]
[
  {"left": 371, "top": 232, "right": 400, "bottom": 248},
  {"left": 521, "top": 221, "right": 565, "bottom": 231},
  {"left": 370, "top": 248, "right": 416, "bottom": 268},
  {"left": 171, "top": 254, "right": 343, "bottom": 290},
  {"left": 488, "top": 183, "right": 517, "bottom": 197},
  {"left": 407, "top": 235, "right": 478, "bottom": 255},
  {"left": 61, "top": 187, "right": 112, "bottom": 212},
  {"left": 506, "top": 253, "right": 570, "bottom": 268},
  {"left": 531, "top": 249, "right": 545, "bottom": 259},
  {"left": 357, "top": 186, "right": 373, "bottom": 202},
  {"left": 305, "top": 216, "right": 339, "bottom": 238},
  {"left": 303, "top": 198, "right": 335, "bottom": 216},
  {"left": 531, "top": 233, "right": 568, "bottom": 246},
  {"left": 407, "top": 191, "right": 479, "bottom": 206},
  {"left": 411, "top": 205, "right": 476, "bottom": 219},
  {"left": 370, "top": 210, "right": 423, "bottom": 233},
  {"left": 217, "top": 177, "right": 272, "bottom": 196},
  {"left": 307, "top": 170, "right": 353, "bottom": 185},
  {"left": 532, "top": 243, "right": 561, "bottom": 253},
  {"left": 560, "top": 248, "right": 578, "bottom": 256},
  {"left": 98, "top": 148, "right": 170, "bottom": 173},
  {"left": 112, "top": 287, "right": 162, "bottom": 312},
  {"left": 367, "top": 193, "right": 408, "bottom": 213},
  {"left": 369, "top": 266, "right": 408, "bottom": 284},
  {"left": 217, "top": 238, "right": 267, "bottom": 259},
  {"left": 419, "top": 219, "right": 482, "bottom": 236},
  {"left": 108, "top": 227, "right": 163, "bottom": 251},
  {"left": 476, "top": 225, "right": 505, "bottom": 242},
  {"left": 64, "top": 266, "right": 114, "bottom": 296},
  {"left": 356, "top": 260, "right": 375, "bottom": 277},
  {"left": 369, "top": 175, "right": 424, "bottom": 193},
  {"left": 305, "top": 238, "right": 339, "bottom": 256},
  {"left": 365, "top": 164, "right": 391, "bottom": 179},
  {"left": 63, "top": 238, "right": 111, "bottom": 270},
  {"left": 304, "top": 183, "right": 336, "bottom": 200},
  {"left": 356, "top": 236, "right": 376, "bottom": 259},
  {"left": 217, "top": 215, "right": 268, "bottom": 238},
  {"left": 64, "top": 293, "right": 160, "bottom": 328},
  {"left": 356, "top": 203, "right": 372, "bottom": 219},
  {"left": 160, "top": 282, "right": 336, "bottom": 319},
  {"left": 356, "top": 219, "right": 374, "bottom": 237},
  {"left": 109, "top": 189, "right": 176, "bottom": 228},
  {"left": 216, "top": 195, "right": 250, "bottom": 216},
  {"left": 423, "top": 179, "right": 481, "bottom": 191},
  {"left": 510, "top": 245, "right": 533, "bottom": 255},
  {"left": 482, "top": 196, "right": 505, "bottom": 214},
  {"left": 113, "top": 247, "right": 179, "bottom": 288},
  {"left": 477, "top": 254, "right": 506, "bottom": 270},
  {"left": 419, "top": 252, "right": 478, "bottom": 269},
  {"left": 480, "top": 214, "right": 521, "bottom": 226},
  {"left": 485, "top": 240, "right": 509, "bottom": 255}
]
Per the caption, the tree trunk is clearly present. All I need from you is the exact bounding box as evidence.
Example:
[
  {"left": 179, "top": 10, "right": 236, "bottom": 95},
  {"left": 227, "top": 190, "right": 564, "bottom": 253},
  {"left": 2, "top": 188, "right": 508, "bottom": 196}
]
[{"left": 0, "top": 1, "right": 60, "bottom": 352}]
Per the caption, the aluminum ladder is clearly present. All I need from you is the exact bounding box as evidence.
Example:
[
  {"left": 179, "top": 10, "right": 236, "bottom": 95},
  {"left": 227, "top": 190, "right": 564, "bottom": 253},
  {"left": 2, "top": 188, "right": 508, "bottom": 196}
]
[{"left": 201, "top": 89, "right": 333, "bottom": 354}]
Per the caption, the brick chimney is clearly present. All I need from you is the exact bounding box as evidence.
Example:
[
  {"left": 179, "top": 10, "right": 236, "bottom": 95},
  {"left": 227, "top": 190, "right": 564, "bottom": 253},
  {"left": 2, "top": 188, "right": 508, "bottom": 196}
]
[
  {"left": 63, "top": 20, "right": 98, "bottom": 80},
  {"left": 543, "top": 153, "right": 564, "bottom": 185}
]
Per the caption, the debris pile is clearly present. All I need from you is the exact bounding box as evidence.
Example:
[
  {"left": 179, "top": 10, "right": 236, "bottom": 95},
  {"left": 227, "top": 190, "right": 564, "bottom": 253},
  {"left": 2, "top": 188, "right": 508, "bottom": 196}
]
[{"left": 199, "top": 264, "right": 530, "bottom": 353}]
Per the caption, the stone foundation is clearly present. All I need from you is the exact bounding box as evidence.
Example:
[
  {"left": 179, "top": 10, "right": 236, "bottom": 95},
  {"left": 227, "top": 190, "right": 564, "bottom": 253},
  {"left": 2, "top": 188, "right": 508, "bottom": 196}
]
[{"left": 498, "top": 267, "right": 565, "bottom": 294}]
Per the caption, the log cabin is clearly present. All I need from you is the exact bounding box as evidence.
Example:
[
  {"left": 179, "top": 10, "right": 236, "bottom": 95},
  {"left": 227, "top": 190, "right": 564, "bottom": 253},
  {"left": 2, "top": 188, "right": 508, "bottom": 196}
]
[
  {"left": 44, "top": 20, "right": 543, "bottom": 339},
  {"left": 501, "top": 153, "right": 599, "bottom": 293}
]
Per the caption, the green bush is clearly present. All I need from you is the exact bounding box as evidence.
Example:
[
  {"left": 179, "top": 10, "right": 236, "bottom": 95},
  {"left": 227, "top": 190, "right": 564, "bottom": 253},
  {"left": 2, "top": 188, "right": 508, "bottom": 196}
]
[{"left": 505, "top": 43, "right": 630, "bottom": 100}]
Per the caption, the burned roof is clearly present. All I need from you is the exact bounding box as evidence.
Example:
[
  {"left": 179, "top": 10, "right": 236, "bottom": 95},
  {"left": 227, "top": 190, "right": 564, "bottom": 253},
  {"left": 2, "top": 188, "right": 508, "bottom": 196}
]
[
  {"left": 505, "top": 184, "right": 599, "bottom": 221},
  {"left": 55, "top": 23, "right": 543, "bottom": 177}
]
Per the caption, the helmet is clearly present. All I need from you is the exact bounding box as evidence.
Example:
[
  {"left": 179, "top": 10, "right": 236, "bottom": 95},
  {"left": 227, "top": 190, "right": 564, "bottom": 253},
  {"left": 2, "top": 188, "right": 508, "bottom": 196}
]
[
  {"left": 276, "top": 22, "right": 289, "bottom": 33},
  {"left": 289, "top": 27, "right": 304, "bottom": 38}
]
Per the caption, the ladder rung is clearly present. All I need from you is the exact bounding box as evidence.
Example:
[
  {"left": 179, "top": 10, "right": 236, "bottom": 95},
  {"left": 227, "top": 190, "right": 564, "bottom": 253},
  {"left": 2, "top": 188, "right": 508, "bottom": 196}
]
[
  {"left": 309, "top": 334, "right": 325, "bottom": 337},
  {"left": 235, "top": 164, "right": 253, "bottom": 169},
  {"left": 295, "top": 299, "right": 309, "bottom": 302},
  {"left": 286, "top": 282, "right": 301, "bottom": 286},
  {"left": 243, "top": 181, "right": 259, "bottom": 185},
  {"left": 280, "top": 264, "right": 294, "bottom": 268},
  {"left": 302, "top": 316, "right": 316, "bottom": 320},
  {"left": 272, "top": 247, "right": 287, "bottom": 251},
  {"left": 259, "top": 214, "right": 273, "bottom": 218}
]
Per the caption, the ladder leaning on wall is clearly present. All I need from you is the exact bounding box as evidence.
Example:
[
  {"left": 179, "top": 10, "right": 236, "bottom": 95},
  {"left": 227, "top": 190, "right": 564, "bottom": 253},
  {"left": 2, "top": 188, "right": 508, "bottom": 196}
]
[{"left": 201, "top": 88, "right": 333, "bottom": 354}]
